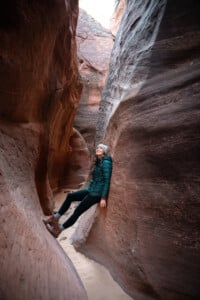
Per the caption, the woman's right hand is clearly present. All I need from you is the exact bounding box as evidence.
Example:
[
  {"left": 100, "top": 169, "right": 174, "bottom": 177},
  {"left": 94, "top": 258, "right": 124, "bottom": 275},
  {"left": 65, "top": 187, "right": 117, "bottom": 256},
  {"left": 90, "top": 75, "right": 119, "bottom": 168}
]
[{"left": 100, "top": 198, "right": 107, "bottom": 208}]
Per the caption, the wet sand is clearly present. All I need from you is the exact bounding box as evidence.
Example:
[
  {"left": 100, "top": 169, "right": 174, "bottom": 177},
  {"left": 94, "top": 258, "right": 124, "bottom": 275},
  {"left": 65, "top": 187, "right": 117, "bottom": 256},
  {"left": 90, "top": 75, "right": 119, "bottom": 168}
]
[{"left": 54, "top": 191, "right": 133, "bottom": 300}]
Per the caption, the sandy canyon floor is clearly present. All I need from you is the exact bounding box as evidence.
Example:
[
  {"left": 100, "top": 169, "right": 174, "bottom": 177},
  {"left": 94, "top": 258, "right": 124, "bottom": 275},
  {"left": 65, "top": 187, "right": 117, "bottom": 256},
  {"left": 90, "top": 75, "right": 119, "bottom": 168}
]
[{"left": 52, "top": 190, "right": 133, "bottom": 300}]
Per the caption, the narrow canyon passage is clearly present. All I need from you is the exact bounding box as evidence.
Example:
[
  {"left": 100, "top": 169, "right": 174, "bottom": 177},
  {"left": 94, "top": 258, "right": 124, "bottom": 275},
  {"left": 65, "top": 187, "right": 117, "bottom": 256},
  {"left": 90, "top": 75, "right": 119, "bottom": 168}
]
[
  {"left": 0, "top": 1, "right": 200, "bottom": 300},
  {"left": 53, "top": 191, "right": 133, "bottom": 300}
]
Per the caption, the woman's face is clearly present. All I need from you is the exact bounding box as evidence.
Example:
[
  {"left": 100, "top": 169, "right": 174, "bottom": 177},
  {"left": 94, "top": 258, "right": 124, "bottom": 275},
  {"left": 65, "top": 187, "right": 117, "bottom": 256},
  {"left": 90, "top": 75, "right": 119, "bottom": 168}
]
[{"left": 96, "top": 146, "right": 104, "bottom": 157}]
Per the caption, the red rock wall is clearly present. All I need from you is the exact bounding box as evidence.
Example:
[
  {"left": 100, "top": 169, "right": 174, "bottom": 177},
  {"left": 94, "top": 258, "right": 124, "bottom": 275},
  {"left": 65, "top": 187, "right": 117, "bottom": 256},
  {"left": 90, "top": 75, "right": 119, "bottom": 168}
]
[
  {"left": 77, "top": 1, "right": 200, "bottom": 299},
  {"left": 0, "top": 1, "right": 87, "bottom": 299}
]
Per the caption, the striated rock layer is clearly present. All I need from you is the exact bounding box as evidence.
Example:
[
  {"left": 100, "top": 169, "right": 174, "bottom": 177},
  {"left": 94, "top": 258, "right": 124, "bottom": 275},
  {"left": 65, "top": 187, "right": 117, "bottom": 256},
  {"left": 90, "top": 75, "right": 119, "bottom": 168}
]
[
  {"left": 0, "top": 1, "right": 87, "bottom": 299},
  {"left": 77, "top": 1, "right": 200, "bottom": 299}
]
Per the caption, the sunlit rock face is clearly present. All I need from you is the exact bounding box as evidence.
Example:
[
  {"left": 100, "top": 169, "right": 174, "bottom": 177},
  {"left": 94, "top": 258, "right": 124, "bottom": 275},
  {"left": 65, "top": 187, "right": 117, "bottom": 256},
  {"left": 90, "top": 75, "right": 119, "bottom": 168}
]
[
  {"left": 74, "top": 9, "right": 114, "bottom": 154},
  {"left": 0, "top": 1, "right": 88, "bottom": 299},
  {"left": 78, "top": 0, "right": 200, "bottom": 299}
]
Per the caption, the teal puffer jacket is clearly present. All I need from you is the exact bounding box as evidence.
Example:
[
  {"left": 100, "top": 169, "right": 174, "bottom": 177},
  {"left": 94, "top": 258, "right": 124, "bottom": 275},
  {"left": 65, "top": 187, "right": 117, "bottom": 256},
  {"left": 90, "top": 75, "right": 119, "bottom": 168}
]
[{"left": 87, "top": 155, "right": 112, "bottom": 199}]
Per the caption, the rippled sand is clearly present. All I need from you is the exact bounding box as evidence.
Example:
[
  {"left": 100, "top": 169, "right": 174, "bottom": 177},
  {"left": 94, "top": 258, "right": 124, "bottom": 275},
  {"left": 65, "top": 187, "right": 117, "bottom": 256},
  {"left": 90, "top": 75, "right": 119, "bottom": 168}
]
[{"left": 54, "top": 191, "right": 133, "bottom": 300}]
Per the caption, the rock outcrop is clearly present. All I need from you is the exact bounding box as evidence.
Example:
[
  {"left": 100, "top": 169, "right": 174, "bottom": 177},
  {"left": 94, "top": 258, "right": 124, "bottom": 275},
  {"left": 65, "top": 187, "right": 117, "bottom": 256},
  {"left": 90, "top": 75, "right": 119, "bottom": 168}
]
[
  {"left": 76, "top": 1, "right": 200, "bottom": 299},
  {"left": 0, "top": 1, "right": 87, "bottom": 299},
  {"left": 75, "top": 9, "right": 114, "bottom": 154}
]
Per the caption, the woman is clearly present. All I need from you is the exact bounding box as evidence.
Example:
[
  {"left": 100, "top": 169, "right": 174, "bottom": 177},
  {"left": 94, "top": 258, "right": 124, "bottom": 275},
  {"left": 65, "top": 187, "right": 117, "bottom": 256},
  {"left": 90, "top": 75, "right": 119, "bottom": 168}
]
[{"left": 44, "top": 143, "right": 112, "bottom": 238}]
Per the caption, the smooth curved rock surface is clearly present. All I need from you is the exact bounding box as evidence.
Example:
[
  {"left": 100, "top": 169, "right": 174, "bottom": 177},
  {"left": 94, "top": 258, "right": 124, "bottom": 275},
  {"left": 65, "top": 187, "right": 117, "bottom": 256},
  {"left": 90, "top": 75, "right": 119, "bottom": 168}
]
[
  {"left": 0, "top": 0, "right": 85, "bottom": 206},
  {"left": 0, "top": 1, "right": 88, "bottom": 299},
  {"left": 0, "top": 124, "right": 87, "bottom": 300},
  {"left": 76, "top": 1, "right": 200, "bottom": 299}
]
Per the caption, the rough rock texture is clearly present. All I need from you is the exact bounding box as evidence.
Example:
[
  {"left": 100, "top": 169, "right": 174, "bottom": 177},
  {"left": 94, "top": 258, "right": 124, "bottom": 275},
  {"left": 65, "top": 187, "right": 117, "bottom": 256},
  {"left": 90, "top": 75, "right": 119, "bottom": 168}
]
[
  {"left": 76, "top": 1, "right": 200, "bottom": 299},
  {"left": 0, "top": 1, "right": 88, "bottom": 299},
  {"left": 74, "top": 9, "right": 114, "bottom": 155}
]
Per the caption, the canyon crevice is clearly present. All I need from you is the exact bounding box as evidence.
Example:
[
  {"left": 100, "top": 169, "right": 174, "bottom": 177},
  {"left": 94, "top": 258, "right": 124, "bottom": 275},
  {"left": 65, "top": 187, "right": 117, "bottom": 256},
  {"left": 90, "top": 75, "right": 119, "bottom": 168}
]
[
  {"left": 75, "top": 8, "right": 114, "bottom": 155},
  {"left": 74, "top": 1, "right": 200, "bottom": 300}
]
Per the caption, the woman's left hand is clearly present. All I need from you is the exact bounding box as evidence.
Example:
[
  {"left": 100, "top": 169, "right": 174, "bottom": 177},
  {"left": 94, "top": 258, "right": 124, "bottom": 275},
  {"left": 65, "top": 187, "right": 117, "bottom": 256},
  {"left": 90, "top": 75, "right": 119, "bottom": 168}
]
[{"left": 100, "top": 198, "right": 107, "bottom": 208}]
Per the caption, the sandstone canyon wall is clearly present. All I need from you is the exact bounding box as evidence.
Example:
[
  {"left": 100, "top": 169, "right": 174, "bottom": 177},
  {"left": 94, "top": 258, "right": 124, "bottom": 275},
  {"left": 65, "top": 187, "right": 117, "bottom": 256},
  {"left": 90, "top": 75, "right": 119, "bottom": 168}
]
[
  {"left": 76, "top": 1, "right": 200, "bottom": 299},
  {"left": 0, "top": 1, "right": 87, "bottom": 299}
]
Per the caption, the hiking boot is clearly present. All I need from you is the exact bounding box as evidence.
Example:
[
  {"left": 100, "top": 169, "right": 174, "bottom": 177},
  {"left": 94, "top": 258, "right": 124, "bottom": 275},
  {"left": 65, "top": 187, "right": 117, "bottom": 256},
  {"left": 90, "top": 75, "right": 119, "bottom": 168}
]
[
  {"left": 43, "top": 215, "right": 58, "bottom": 227},
  {"left": 46, "top": 223, "right": 62, "bottom": 238}
]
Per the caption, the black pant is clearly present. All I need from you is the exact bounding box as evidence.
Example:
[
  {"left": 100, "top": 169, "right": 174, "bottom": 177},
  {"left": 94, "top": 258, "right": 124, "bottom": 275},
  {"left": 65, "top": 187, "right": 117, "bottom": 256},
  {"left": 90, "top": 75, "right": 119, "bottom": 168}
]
[{"left": 58, "top": 189, "right": 101, "bottom": 229}]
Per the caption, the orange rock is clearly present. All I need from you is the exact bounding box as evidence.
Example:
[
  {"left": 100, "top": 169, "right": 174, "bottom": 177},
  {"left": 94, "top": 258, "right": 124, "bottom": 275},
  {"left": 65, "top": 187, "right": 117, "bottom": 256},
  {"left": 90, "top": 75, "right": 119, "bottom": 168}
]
[{"left": 0, "top": 1, "right": 88, "bottom": 299}]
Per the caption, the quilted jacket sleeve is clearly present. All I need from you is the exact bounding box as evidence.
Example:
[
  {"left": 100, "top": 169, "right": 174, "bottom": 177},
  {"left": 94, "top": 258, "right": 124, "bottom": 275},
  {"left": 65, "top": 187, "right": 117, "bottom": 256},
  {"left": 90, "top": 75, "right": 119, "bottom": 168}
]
[{"left": 101, "top": 158, "right": 112, "bottom": 199}]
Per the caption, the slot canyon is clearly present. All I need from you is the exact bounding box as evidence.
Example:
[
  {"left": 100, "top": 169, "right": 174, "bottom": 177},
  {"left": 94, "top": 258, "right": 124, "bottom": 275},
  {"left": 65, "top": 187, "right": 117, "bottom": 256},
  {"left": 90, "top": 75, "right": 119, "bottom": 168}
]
[{"left": 0, "top": 1, "right": 200, "bottom": 300}]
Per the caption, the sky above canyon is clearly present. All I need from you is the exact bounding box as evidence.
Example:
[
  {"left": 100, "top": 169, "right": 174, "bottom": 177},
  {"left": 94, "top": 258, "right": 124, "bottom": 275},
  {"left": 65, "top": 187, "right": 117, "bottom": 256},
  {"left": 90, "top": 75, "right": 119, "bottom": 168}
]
[{"left": 79, "top": 0, "right": 116, "bottom": 29}]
